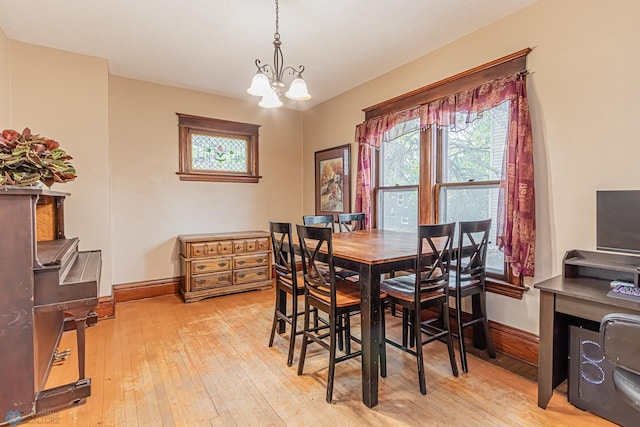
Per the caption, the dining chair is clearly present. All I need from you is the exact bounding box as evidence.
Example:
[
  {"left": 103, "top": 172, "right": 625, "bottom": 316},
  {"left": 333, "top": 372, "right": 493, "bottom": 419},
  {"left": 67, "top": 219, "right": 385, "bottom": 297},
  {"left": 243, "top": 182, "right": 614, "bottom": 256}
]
[
  {"left": 302, "top": 214, "right": 335, "bottom": 230},
  {"left": 337, "top": 212, "right": 366, "bottom": 232},
  {"left": 380, "top": 223, "right": 459, "bottom": 394},
  {"left": 449, "top": 219, "right": 496, "bottom": 373},
  {"left": 268, "top": 221, "right": 307, "bottom": 367},
  {"left": 296, "top": 224, "right": 387, "bottom": 403}
]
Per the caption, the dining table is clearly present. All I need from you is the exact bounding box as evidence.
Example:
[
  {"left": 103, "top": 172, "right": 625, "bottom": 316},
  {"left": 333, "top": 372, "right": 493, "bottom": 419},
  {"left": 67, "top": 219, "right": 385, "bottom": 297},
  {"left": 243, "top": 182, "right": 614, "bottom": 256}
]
[
  {"left": 284, "top": 227, "right": 485, "bottom": 408},
  {"left": 312, "top": 228, "right": 420, "bottom": 408}
]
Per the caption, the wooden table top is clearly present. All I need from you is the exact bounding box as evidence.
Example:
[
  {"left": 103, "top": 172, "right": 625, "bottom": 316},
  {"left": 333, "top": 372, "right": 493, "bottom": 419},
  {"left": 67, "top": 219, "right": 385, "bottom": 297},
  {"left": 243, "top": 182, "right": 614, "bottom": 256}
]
[{"left": 329, "top": 229, "right": 418, "bottom": 265}]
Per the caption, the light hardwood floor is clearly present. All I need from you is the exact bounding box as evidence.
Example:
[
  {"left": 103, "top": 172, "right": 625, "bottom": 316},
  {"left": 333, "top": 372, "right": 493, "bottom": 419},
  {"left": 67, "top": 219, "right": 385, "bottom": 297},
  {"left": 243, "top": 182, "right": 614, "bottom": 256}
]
[{"left": 36, "top": 290, "right": 613, "bottom": 426}]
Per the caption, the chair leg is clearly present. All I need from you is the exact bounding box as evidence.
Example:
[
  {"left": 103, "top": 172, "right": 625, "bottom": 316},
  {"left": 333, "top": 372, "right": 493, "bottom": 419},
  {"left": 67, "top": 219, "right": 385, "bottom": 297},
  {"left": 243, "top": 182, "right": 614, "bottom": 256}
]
[
  {"left": 268, "top": 287, "right": 281, "bottom": 348},
  {"left": 297, "top": 300, "right": 311, "bottom": 376},
  {"left": 337, "top": 315, "right": 344, "bottom": 352},
  {"left": 344, "top": 314, "right": 351, "bottom": 355},
  {"left": 442, "top": 301, "right": 459, "bottom": 377},
  {"left": 380, "top": 303, "right": 387, "bottom": 378},
  {"left": 409, "top": 310, "right": 416, "bottom": 348},
  {"left": 479, "top": 291, "right": 496, "bottom": 359},
  {"left": 326, "top": 313, "right": 337, "bottom": 403},
  {"left": 456, "top": 296, "right": 468, "bottom": 373},
  {"left": 414, "top": 308, "right": 426, "bottom": 395},
  {"left": 286, "top": 295, "right": 298, "bottom": 367},
  {"left": 401, "top": 307, "right": 409, "bottom": 348}
]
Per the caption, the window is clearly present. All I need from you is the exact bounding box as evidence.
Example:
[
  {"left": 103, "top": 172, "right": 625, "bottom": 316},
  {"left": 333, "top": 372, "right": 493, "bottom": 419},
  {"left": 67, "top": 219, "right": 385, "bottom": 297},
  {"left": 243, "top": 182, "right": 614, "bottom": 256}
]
[
  {"left": 177, "top": 113, "right": 261, "bottom": 183},
  {"left": 376, "top": 120, "right": 420, "bottom": 232},
  {"left": 364, "top": 50, "right": 532, "bottom": 295},
  {"left": 436, "top": 102, "right": 509, "bottom": 279},
  {"left": 375, "top": 104, "right": 511, "bottom": 281}
]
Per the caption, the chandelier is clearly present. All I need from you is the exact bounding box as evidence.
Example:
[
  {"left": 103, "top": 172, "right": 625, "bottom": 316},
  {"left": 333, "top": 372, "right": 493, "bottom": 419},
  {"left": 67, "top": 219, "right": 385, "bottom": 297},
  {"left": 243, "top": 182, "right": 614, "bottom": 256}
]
[{"left": 247, "top": 0, "right": 310, "bottom": 108}]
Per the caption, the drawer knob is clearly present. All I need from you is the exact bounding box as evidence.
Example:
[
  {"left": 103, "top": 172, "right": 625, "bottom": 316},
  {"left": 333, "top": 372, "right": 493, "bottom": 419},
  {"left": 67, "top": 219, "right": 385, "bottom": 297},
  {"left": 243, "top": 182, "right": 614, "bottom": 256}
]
[
  {"left": 238, "top": 273, "right": 246, "bottom": 278},
  {"left": 197, "top": 265, "right": 206, "bottom": 270},
  {"left": 258, "top": 271, "right": 264, "bottom": 276},
  {"left": 257, "top": 258, "right": 264, "bottom": 263},
  {"left": 196, "top": 279, "right": 205, "bottom": 284},
  {"left": 238, "top": 260, "right": 246, "bottom": 265},
  {"left": 219, "top": 262, "right": 227, "bottom": 267}
]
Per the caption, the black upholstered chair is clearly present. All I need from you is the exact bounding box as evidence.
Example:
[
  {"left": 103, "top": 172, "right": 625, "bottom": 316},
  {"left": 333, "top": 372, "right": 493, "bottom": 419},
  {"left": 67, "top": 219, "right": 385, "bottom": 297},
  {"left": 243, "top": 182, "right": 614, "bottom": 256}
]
[
  {"left": 600, "top": 313, "right": 640, "bottom": 412},
  {"left": 296, "top": 224, "right": 386, "bottom": 403},
  {"left": 380, "top": 223, "right": 459, "bottom": 394},
  {"left": 449, "top": 219, "right": 496, "bottom": 373},
  {"left": 268, "top": 221, "right": 306, "bottom": 366},
  {"left": 337, "top": 212, "right": 366, "bottom": 232}
]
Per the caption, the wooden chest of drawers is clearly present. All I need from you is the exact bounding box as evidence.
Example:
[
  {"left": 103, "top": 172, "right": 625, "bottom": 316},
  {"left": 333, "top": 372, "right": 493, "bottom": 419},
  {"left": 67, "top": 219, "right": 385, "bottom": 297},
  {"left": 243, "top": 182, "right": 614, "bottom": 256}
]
[{"left": 178, "top": 231, "right": 272, "bottom": 303}]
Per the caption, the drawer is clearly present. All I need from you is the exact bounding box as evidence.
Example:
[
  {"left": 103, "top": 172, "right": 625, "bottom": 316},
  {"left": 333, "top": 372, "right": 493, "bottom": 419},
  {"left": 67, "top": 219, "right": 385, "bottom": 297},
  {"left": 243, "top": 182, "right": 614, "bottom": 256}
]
[
  {"left": 191, "top": 243, "right": 207, "bottom": 257},
  {"left": 191, "top": 271, "right": 232, "bottom": 291},
  {"left": 234, "top": 252, "right": 269, "bottom": 270},
  {"left": 234, "top": 238, "right": 270, "bottom": 254},
  {"left": 233, "top": 266, "right": 269, "bottom": 285},
  {"left": 190, "top": 241, "right": 233, "bottom": 257},
  {"left": 191, "top": 257, "right": 232, "bottom": 275}
]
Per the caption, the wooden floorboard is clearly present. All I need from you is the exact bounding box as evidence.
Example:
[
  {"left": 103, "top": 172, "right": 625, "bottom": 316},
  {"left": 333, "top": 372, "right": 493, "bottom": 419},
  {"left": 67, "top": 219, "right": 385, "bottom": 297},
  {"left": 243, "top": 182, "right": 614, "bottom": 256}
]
[{"left": 35, "top": 289, "right": 614, "bottom": 426}]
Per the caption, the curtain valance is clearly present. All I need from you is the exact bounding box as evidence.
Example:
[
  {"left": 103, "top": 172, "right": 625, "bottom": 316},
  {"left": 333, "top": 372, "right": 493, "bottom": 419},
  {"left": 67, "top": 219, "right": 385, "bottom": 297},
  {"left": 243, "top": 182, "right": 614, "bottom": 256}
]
[{"left": 355, "top": 72, "right": 525, "bottom": 148}]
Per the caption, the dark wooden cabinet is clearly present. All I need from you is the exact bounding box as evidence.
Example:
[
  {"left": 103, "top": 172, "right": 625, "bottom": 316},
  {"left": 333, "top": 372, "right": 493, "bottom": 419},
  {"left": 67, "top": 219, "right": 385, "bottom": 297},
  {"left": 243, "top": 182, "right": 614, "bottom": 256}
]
[{"left": 0, "top": 187, "right": 101, "bottom": 424}]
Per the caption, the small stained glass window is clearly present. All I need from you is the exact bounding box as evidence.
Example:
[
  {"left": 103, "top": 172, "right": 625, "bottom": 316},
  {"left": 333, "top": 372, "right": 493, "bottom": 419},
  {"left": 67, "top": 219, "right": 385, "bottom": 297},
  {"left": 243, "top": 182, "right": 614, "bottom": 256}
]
[
  {"left": 177, "top": 113, "right": 261, "bottom": 183},
  {"left": 191, "top": 134, "right": 248, "bottom": 172}
]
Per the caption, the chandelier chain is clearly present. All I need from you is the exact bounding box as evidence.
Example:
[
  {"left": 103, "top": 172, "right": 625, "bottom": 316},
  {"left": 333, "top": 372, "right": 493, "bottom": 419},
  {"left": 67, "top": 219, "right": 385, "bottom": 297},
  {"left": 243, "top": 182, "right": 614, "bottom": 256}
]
[{"left": 274, "top": 0, "right": 279, "bottom": 38}]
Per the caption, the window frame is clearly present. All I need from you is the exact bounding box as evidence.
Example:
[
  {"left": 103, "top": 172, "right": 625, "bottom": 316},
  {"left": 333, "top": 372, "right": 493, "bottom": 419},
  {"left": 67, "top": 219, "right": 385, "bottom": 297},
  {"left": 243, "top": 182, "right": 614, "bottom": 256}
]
[
  {"left": 368, "top": 50, "right": 529, "bottom": 297},
  {"left": 176, "top": 113, "right": 261, "bottom": 183},
  {"left": 434, "top": 106, "right": 511, "bottom": 282}
]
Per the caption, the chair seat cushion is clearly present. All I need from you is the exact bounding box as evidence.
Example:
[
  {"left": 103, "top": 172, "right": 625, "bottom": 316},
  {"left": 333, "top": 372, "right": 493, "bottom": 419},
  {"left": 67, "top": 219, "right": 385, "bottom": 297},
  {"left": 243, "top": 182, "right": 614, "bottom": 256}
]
[
  {"left": 612, "top": 367, "right": 640, "bottom": 410},
  {"left": 381, "top": 275, "right": 445, "bottom": 303},
  {"left": 447, "top": 272, "right": 481, "bottom": 291},
  {"left": 308, "top": 280, "right": 386, "bottom": 308},
  {"left": 278, "top": 271, "right": 305, "bottom": 291}
]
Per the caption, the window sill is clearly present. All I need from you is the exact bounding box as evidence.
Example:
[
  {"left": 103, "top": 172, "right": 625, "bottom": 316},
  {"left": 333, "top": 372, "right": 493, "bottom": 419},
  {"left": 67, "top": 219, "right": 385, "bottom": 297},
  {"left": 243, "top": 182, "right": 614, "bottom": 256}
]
[
  {"left": 486, "top": 278, "right": 528, "bottom": 299},
  {"left": 176, "top": 172, "right": 261, "bottom": 183}
]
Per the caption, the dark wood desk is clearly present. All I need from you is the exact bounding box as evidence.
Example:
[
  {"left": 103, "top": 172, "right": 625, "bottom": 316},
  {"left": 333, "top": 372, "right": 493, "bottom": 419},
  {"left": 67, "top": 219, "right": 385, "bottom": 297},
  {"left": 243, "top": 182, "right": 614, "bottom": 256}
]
[{"left": 534, "top": 274, "right": 640, "bottom": 409}]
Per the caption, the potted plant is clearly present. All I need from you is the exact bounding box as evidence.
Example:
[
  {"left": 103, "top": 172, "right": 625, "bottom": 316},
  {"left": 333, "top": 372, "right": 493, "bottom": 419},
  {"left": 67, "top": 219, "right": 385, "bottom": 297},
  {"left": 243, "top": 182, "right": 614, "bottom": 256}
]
[{"left": 0, "top": 127, "right": 76, "bottom": 187}]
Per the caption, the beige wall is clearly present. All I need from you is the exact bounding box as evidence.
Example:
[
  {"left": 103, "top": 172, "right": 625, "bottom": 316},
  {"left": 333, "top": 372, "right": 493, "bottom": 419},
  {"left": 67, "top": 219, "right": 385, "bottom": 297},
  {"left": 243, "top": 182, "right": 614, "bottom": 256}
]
[
  {"left": 108, "top": 77, "right": 303, "bottom": 284},
  {"left": 302, "top": 0, "right": 640, "bottom": 334},
  {"left": 10, "top": 41, "right": 113, "bottom": 296},
  {"left": 0, "top": 28, "right": 9, "bottom": 125}
]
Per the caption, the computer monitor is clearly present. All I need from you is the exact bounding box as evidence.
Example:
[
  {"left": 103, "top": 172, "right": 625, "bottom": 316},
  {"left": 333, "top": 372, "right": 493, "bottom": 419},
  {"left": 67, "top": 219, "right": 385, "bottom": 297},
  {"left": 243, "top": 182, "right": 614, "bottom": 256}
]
[{"left": 596, "top": 190, "right": 640, "bottom": 255}]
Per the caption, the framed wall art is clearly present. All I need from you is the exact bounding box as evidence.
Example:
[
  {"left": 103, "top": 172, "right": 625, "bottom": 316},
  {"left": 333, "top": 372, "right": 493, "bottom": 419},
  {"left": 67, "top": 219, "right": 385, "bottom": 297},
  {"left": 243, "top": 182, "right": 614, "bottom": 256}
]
[{"left": 315, "top": 144, "right": 351, "bottom": 216}]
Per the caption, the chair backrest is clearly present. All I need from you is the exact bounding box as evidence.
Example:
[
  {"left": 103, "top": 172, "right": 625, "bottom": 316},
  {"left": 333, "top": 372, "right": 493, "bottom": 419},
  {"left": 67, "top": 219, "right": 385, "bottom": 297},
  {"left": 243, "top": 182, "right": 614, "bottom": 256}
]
[
  {"left": 414, "top": 223, "right": 455, "bottom": 295},
  {"left": 303, "top": 215, "right": 335, "bottom": 228},
  {"left": 456, "top": 219, "right": 491, "bottom": 282},
  {"left": 337, "top": 212, "right": 366, "bottom": 232},
  {"left": 269, "top": 221, "right": 299, "bottom": 291},
  {"left": 601, "top": 313, "right": 640, "bottom": 374},
  {"left": 600, "top": 313, "right": 640, "bottom": 411},
  {"left": 296, "top": 224, "right": 336, "bottom": 305}
]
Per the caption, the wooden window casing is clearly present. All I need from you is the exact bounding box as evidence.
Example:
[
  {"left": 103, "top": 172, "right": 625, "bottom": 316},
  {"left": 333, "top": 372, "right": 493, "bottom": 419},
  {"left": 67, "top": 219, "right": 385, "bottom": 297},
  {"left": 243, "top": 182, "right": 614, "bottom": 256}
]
[{"left": 177, "top": 113, "right": 262, "bottom": 183}]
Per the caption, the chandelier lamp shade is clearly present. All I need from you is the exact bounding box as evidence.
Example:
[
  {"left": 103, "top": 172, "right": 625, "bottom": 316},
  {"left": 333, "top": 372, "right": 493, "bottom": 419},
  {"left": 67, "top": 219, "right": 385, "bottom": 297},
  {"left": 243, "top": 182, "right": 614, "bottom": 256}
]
[{"left": 247, "top": 0, "right": 310, "bottom": 108}]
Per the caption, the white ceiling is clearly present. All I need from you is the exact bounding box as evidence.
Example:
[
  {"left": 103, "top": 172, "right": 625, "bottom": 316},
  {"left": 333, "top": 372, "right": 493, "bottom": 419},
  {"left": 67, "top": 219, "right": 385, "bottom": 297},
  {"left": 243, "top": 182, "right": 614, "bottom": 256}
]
[{"left": 0, "top": 0, "right": 537, "bottom": 110}]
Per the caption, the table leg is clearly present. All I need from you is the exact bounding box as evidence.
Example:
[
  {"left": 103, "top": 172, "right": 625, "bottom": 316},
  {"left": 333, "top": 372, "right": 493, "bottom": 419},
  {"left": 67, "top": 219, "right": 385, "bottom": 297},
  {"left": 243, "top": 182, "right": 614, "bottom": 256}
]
[
  {"left": 538, "top": 290, "right": 554, "bottom": 408},
  {"left": 277, "top": 288, "right": 287, "bottom": 334},
  {"left": 359, "top": 264, "right": 380, "bottom": 408}
]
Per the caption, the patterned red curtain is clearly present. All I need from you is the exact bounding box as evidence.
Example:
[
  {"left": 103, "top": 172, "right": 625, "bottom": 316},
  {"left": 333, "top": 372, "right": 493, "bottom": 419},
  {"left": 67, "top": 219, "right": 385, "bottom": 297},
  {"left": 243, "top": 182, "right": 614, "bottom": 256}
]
[{"left": 354, "top": 72, "right": 535, "bottom": 277}]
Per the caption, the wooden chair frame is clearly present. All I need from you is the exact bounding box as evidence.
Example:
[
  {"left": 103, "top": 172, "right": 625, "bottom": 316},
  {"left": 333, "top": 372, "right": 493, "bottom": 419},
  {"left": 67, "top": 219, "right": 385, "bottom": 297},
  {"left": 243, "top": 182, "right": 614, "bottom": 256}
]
[
  {"left": 451, "top": 219, "right": 496, "bottom": 373},
  {"left": 381, "top": 223, "right": 459, "bottom": 394}
]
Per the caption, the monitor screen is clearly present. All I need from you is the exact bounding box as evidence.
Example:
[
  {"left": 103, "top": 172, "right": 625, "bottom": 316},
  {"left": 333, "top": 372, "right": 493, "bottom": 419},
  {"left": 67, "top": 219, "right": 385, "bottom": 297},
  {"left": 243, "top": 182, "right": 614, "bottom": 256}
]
[{"left": 597, "top": 190, "right": 640, "bottom": 255}]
